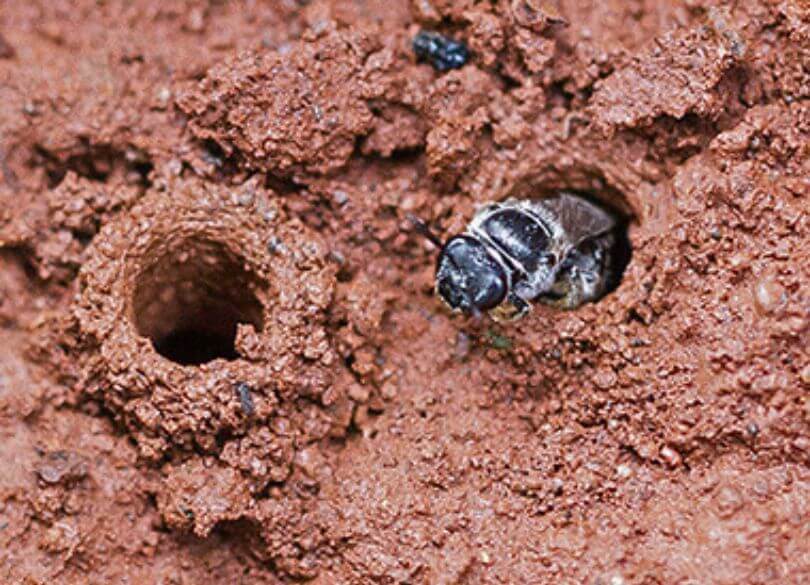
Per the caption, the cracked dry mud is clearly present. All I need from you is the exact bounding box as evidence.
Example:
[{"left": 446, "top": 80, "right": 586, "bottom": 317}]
[{"left": 0, "top": 1, "right": 808, "bottom": 583}]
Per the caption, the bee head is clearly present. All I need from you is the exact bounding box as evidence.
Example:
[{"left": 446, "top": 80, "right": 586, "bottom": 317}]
[{"left": 436, "top": 236, "right": 507, "bottom": 315}]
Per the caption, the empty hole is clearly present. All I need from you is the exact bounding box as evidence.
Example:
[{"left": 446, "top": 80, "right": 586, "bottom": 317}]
[{"left": 132, "top": 238, "right": 264, "bottom": 366}]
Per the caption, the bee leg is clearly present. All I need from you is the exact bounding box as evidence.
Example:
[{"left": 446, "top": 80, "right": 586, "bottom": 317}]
[
  {"left": 536, "top": 281, "right": 575, "bottom": 309},
  {"left": 490, "top": 293, "right": 530, "bottom": 322},
  {"left": 510, "top": 294, "right": 530, "bottom": 317},
  {"left": 535, "top": 256, "right": 580, "bottom": 309}
]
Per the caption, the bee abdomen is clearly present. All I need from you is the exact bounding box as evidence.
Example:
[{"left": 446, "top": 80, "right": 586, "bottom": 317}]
[
  {"left": 476, "top": 208, "right": 552, "bottom": 274},
  {"left": 540, "top": 231, "right": 615, "bottom": 309}
]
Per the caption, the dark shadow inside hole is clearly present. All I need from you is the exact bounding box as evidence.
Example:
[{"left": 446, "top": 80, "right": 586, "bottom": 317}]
[
  {"left": 605, "top": 216, "right": 632, "bottom": 295},
  {"left": 132, "top": 238, "right": 264, "bottom": 366},
  {"left": 153, "top": 328, "right": 240, "bottom": 366}
]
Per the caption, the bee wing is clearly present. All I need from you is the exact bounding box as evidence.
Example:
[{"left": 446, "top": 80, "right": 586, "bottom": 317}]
[{"left": 543, "top": 193, "right": 616, "bottom": 246}]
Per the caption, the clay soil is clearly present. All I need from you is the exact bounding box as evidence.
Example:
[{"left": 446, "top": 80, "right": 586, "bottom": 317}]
[{"left": 1, "top": 1, "right": 808, "bottom": 583}]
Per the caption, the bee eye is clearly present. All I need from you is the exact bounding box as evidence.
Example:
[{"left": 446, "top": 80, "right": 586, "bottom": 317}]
[
  {"left": 468, "top": 266, "right": 508, "bottom": 310},
  {"left": 436, "top": 236, "right": 507, "bottom": 313}
]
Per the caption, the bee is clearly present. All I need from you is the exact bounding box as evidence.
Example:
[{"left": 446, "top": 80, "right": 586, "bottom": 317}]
[{"left": 411, "top": 193, "right": 620, "bottom": 321}]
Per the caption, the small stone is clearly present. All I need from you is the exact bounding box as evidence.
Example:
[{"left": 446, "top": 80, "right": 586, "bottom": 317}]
[
  {"left": 799, "top": 364, "right": 810, "bottom": 386},
  {"left": 615, "top": 464, "right": 632, "bottom": 479},
  {"left": 714, "top": 484, "right": 744, "bottom": 519},
  {"left": 185, "top": 7, "right": 206, "bottom": 33},
  {"left": 347, "top": 383, "right": 370, "bottom": 403},
  {"left": 594, "top": 368, "right": 617, "bottom": 389},
  {"left": 294, "top": 446, "right": 325, "bottom": 481},
  {"left": 411, "top": 0, "right": 441, "bottom": 23},
  {"left": 454, "top": 331, "right": 471, "bottom": 360},
  {"left": 166, "top": 158, "right": 183, "bottom": 176},
  {"left": 36, "top": 451, "right": 88, "bottom": 485},
  {"left": 333, "top": 190, "right": 349, "bottom": 206},
  {"left": 413, "top": 30, "right": 469, "bottom": 71},
  {"left": 793, "top": 437, "right": 810, "bottom": 454},
  {"left": 155, "top": 87, "right": 172, "bottom": 108},
  {"left": 511, "top": 0, "right": 567, "bottom": 31},
  {"left": 353, "top": 404, "right": 370, "bottom": 428},
  {"left": 660, "top": 445, "right": 682, "bottom": 468},
  {"left": 234, "top": 382, "right": 255, "bottom": 416},
  {"left": 237, "top": 191, "right": 255, "bottom": 206},
  {"left": 753, "top": 276, "right": 786, "bottom": 315},
  {"left": 380, "top": 380, "right": 398, "bottom": 401},
  {"left": 267, "top": 236, "right": 286, "bottom": 255},
  {"left": 262, "top": 207, "right": 278, "bottom": 222},
  {"left": 328, "top": 250, "right": 346, "bottom": 266},
  {"left": 551, "top": 478, "right": 564, "bottom": 495}
]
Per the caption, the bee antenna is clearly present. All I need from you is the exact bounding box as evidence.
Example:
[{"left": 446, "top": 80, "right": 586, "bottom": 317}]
[{"left": 406, "top": 213, "right": 444, "bottom": 248}]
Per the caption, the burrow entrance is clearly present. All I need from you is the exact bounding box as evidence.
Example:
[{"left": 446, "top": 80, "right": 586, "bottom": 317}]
[{"left": 132, "top": 237, "right": 264, "bottom": 366}]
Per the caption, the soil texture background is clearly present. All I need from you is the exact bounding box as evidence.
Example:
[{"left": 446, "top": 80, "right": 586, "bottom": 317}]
[{"left": 0, "top": 0, "right": 808, "bottom": 583}]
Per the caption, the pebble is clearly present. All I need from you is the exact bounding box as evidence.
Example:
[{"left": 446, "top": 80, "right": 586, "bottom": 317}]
[
  {"left": 753, "top": 276, "right": 786, "bottom": 315},
  {"left": 799, "top": 364, "right": 810, "bottom": 386},
  {"left": 594, "top": 368, "right": 617, "bottom": 389},
  {"left": 36, "top": 451, "right": 88, "bottom": 485},
  {"left": 237, "top": 191, "right": 255, "bottom": 206},
  {"left": 267, "top": 236, "right": 286, "bottom": 255},
  {"left": 333, "top": 190, "right": 349, "bottom": 206},
  {"left": 454, "top": 331, "right": 471, "bottom": 360},
  {"left": 234, "top": 382, "right": 255, "bottom": 416},
  {"left": 550, "top": 478, "right": 564, "bottom": 495},
  {"left": 413, "top": 30, "right": 470, "bottom": 71},
  {"left": 714, "top": 484, "right": 744, "bottom": 518},
  {"left": 793, "top": 437, "right": 810, "bottom": 454},
  {"left": 348, "top": 383, "right": 370, "bottom": 403},
  {"left": 155, "top": 87, "right": 172, "bottom": 109},
  {"left": 660, "top": 445, "right": 682, "bottom": 468},
  {"left": 294, "top": 446, "right": 325, "bottom": 480},
  {"left": 380, "top": 380, "right": 398, "bottom": 400}
]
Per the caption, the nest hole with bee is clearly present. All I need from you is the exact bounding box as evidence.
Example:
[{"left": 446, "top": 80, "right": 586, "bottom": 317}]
[
  {"left": 131, "top": 236, "right": 264, "bottom": 366},
  {"left": 415, "top": 189, "right": 633, "bottom": 321}
]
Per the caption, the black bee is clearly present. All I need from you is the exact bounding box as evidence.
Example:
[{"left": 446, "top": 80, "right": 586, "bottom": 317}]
[{"left": 412, "top": 193, "right": 620, "bottom": 321}]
